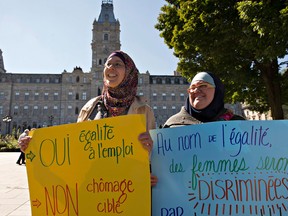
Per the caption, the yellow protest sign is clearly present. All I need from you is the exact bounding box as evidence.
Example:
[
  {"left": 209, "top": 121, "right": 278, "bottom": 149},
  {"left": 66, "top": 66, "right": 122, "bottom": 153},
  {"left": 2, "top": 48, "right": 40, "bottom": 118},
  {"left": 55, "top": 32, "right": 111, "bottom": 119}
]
[{"left": 25, "top": 114, "right": 150, "bottom": 216}]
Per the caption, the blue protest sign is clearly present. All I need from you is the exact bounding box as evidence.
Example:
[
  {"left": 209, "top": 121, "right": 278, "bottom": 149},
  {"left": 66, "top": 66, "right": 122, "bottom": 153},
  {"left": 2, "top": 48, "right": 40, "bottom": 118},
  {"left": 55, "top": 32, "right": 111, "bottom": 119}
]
[{"left": 151, "top": 120, "right": 288, "bottom": 216}]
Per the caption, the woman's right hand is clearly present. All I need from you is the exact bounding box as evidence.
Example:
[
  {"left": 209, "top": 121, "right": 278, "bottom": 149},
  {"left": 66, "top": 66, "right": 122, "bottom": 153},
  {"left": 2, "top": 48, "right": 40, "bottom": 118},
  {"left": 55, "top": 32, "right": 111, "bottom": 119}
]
[
  {"left": 18, "top": 136, "right": 32, "bottom": 152},
  {"left": 151, "top": 174, "right": 158, "bottom": 187}
]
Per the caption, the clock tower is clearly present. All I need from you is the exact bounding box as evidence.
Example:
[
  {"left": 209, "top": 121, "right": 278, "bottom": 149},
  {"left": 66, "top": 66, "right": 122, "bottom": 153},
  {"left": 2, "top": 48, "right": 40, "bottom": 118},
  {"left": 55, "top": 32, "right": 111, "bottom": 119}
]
[{"left": 91, "top": 0, "right": 120, "bottom": 81}]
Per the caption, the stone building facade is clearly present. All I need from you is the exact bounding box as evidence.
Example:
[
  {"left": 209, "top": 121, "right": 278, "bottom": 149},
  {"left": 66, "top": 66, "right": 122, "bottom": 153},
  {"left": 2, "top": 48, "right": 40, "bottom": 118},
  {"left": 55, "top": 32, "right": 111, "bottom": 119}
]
[{"left": 0, "top": 0, "right": 245, "bottom": 134}]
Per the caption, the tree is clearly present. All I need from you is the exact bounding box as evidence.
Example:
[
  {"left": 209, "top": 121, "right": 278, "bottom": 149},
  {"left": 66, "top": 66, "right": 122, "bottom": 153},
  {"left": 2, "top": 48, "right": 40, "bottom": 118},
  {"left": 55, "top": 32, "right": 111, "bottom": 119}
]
[{"left": 155, "top": 0, "right": 288, "bottom": 119}]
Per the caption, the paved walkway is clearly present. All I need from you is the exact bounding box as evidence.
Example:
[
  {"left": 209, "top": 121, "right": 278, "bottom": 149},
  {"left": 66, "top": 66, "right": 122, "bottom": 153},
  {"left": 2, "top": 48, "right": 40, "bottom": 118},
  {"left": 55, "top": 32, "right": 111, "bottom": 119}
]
[{"left": 0, "top": 153, "right": 31, "bottom": 216}]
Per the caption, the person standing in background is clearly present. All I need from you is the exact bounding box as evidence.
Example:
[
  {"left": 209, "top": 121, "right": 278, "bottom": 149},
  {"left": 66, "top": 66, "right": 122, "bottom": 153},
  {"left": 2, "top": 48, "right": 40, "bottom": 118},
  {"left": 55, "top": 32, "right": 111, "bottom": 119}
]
[{"left": 16, "top": 129, "right": 29, "bottom": 165}]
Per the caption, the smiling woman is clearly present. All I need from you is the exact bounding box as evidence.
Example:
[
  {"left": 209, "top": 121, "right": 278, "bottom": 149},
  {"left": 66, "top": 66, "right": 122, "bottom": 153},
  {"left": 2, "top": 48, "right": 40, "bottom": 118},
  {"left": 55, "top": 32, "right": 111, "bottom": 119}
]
[
  {"left": 76, "top": 50, "right": 158, "bottom": 186},
  {"left": 77, "top": 51, "right": 144, "bottom": 120},
  {"left": 103, "top": 53, "right": 127, "bottom": 89},
  {"left": 162, "top": 72, "right": 245, "bottom": 128},
  {"left": 19, "top": 50, "right": 159, "bottom": 187}
]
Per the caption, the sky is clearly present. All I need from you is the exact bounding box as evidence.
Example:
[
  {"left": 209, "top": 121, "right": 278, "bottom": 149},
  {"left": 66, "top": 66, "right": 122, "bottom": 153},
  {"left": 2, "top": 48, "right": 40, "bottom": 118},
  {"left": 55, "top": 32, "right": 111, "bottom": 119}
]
[{"left": 0, "top": 0, "right": 179, "bottom": 75}]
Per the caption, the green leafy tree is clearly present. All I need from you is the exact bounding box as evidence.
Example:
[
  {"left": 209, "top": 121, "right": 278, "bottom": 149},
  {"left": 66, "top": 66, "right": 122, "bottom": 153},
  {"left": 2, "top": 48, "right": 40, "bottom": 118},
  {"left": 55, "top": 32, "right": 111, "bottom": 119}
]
[
  {"left": 282, "top": 66, "right": 288, "bottom": 106},
  {"left": 156, "top": 0, "right": 288, "bottom": 119}
]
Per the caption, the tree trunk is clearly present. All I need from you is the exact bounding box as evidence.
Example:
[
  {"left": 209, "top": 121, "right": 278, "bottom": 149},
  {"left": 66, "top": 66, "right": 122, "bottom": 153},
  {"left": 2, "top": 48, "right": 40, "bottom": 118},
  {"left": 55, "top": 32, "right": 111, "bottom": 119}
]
[{"left": 259, "top": 58, "right": 284, "bottom": 119}]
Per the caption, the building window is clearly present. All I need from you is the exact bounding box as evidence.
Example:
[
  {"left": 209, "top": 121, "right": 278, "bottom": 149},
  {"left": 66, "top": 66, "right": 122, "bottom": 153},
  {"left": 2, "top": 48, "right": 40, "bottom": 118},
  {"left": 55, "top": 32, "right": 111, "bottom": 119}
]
[
  {"left": 33, "top": 106, "right": 39, "bottom": 115},
  {"left": 153, "top": 106, "right": 157, "bottom": 110},
  {"left": 139, "top": 78, "right": 143, "bottom": 84},
  {"left": 162, "top": 93, "right": 166, "bottom": 101},
  {"left": 68, "top": 105, "right": 72, "bottom": 110},
  {"left": 0, "top": 106, "right": 3, "bottom": 115},
  {"left": 0, "top": 92, "right": 4, "bottom": 100},
  {"left": 171, "top": 93, "right": 175, "bottom": 101},
  {"left": 76, "top": 76, "right": 80, "bottom": 83},
  {"left": 83, "top": 77, "right": 88, "bottom": 83},
  {"left": 75, "top": 107, "right": 79, "bottom": 115},
  {"left": 104, "top": 33, "right": 109, "bottom": 40},
  {"left": 153, "top": 93, "right": 157, "bottom": 101},
  {"left": 13, "top": 106, "right": 18, "bottom": 115},
  {"left": 76, "top": 93, "right": 79, "bottom": 100},
  {"left": 180, "top": 93, "right": 185, "bottom": 101},
  {"left": 138, "top": 92, "right": 144, "bottom": 96},
  {"left": 34, "top": 92, "right": 39, "bottom": 100},
  {"left": 25, "top": 92, "right": 29, "bottom": 101},
  {"left": 15, "top": 92, "right": 20, "bottom": 101},
  {"left": 43, "top": 106, "right": 48, "bottom": 113},
  {"left": 54, "top": 92, "right": 59, "bottom": 100},
  {"left": 68, "top": 92, "right": 73, "bottom": 100},
  {"left": 44, "top": 93, "right": 49, "bottom": 100},
  {"left": 23, "top": 105, "right": 29, "bottom": 114},
  {"left": 82, "top": 92, "right": 87, "bottom": 100},
  {"left": 45, "top": 78, "right": 50, "bottom": 83},
  {"left": 53, "top": 106, "right": 58, "bottom": 114}
]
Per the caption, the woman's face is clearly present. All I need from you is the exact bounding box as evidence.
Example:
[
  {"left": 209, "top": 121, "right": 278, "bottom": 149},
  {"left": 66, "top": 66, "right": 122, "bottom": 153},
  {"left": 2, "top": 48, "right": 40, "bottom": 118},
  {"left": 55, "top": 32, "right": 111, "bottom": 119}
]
[
  {"left": 188, "top": 81, "right": 215, "bottom": 110},
  {"left": 103, "top": 56, "right": 126, "bottom": 88}
]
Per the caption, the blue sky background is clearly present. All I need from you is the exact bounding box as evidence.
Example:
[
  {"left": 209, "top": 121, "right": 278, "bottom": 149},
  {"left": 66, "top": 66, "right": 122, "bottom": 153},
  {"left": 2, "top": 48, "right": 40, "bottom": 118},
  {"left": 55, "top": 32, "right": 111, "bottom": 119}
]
[
  {"left": 0, "top": 0, "right": 286, "bottom": 75},
  {"left": 0, "top": 0, "right": 178, "bottom": 75}
]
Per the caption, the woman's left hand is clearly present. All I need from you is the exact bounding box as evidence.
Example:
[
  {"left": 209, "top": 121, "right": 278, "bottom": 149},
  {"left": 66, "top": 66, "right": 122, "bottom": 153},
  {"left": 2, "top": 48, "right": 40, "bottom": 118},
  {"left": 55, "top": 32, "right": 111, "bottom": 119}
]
[{"left": 138, "top": 131, "right": 153, "bottom": 152}]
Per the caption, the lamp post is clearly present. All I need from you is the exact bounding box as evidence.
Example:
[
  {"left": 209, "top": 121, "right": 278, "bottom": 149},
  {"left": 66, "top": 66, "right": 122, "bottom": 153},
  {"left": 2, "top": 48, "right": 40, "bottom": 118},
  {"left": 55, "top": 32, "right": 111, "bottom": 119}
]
[{"left": 2, "top": 115, "right": 12, "bottom": 134}]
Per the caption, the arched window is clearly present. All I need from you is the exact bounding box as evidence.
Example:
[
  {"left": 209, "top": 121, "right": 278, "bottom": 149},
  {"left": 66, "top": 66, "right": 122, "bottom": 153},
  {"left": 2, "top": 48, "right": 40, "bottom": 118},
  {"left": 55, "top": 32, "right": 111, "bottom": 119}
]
[
  {"left": 104, "top": 33, "right": 109, "bottom": 41},
  {"left": 99, "top": 59, "right": 102, "bottom": 65},
  {"left": 75, "top": 107, "right": 79, "bottom": 115},
  {"left": 76, "top": 93, "right": 79, "bottom": 100},
  {"left": 76, "top": 76, "right": 80, "bottom": 82}
]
